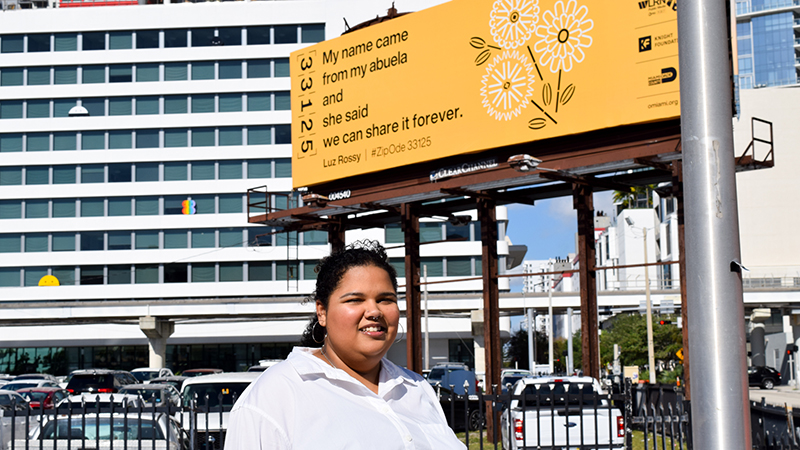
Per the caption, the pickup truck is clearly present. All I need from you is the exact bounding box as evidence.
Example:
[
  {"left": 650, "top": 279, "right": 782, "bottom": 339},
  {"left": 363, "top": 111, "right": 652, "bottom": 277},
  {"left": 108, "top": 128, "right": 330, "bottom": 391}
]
[{"left": 499, "top": 376, "right": 624, "bottom": 450}]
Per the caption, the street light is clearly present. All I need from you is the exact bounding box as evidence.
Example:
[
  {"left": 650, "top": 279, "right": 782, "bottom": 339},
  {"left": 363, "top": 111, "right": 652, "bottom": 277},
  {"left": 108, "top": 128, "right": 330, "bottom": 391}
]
[{"left": 626, "top": 216, "right": 656, "bottom": 384}]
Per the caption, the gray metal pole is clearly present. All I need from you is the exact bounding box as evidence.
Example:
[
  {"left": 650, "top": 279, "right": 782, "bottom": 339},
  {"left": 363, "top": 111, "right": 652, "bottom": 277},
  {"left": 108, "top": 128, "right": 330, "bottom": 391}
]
[
  {"left": 644, "top": 227, "right": 656, "bottom": 384},
  {"left": 548, "top": 276, "right": 554, "bottom": 374},
  {"left": 423, "top": 265, "right": 429, "bottom": 372},
  {"left": 678, "top": 0, "right": 751, "bottom": 447},
  {"left": 527, "top": 307, "right": 534, "bottom": 371},
  {"left": 567, "top": 307, "right": 574, "bottom": 375}
]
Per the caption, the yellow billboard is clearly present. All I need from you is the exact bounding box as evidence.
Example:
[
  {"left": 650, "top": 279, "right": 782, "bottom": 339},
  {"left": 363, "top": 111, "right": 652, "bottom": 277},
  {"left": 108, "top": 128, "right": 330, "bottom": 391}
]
[{"left": 291, "top": 0, "right": 679, "bottom": 188}]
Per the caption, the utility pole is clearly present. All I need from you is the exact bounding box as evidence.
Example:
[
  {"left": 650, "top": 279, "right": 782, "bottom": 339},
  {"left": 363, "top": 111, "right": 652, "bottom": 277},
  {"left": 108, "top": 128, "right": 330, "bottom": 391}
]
[
  {"left": 548, "top": 275, "right": 554, "bottom": 374},
  {"left": 678, "top": 0, "right": 751, "bottom": 446},
  {"left": 644, "top": 227, "right": 655, "bottom": 384}
]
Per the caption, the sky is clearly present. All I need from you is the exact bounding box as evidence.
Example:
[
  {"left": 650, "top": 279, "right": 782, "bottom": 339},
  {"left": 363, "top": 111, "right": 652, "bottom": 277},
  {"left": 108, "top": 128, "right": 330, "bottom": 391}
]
[{"left": 504, "top": 191, "right": 615, "bottom": 292}]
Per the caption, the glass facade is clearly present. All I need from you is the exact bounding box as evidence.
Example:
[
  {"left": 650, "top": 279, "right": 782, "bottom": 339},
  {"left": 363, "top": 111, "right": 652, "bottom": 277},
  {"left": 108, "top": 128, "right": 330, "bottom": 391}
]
[
  {"left": 0, "top": 342, "right": 294, "bottom": 375},
  {"left": 736, "top": 7, "right": 799, "bottom": 90}
]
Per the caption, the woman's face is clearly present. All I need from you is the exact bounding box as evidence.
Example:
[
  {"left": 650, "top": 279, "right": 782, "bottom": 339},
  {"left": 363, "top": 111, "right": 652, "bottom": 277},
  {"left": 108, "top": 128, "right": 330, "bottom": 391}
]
[{"left": 317, "top": 265, "right": 399, "bottom": 372}]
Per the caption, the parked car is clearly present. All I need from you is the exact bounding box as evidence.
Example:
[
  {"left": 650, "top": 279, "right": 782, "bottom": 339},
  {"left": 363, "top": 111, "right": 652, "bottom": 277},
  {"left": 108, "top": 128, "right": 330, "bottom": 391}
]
[
  {"left": 500, "top": 369, "right": 533, "bottom": 394},
  {"left": 748, "top": 366, "right": 781, "bottom": 389},
  {"left": 427, "top": 362, "right": 477, "bottom": 395},
  {"left": 65, "top": 369, "right": 139, "bottom": 394},
  {"left": 17, "top": 412, "right": 189, "bottom": 449},
  {"left": 12, "top": 373, "right": 59, "bottom": 382},
  {"left": 0, "top": 389, "right": 29, "bottom": 411},
  {"left": 57, "top": 393, "right": 143, "bottom": 410},
  {"left": 1, "top": 379, "right": 60, "bottom": 391},
  {"left": 133, "top": 367, "right": 176, "bottom": 383},
  {"left": 500, "top": 376, "right": 624, "bottom": 450},
  {"left": 16, "top": 387, "right": 70, "bottom": 409},
  {"left": 181, "top": 369, "right": 223, "bottom": 378},
  {"left": 435, "top": 385, "right": 484, "bottom": 431},
  {"left": 148, "top": 376, "right": 188, "bottom": 391},
  {"left": 247, "top": 359, "right": 283, "bottom": 372},
  {"left": 120, "top": 383, "right": 182, "bottom": 408},
  {"left": 180, "top": 372, "right": 260, "bottom": 449}
]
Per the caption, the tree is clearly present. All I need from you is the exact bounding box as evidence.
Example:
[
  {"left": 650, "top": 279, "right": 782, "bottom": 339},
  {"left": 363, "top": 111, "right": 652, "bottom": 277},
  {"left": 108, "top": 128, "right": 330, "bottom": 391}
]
[
  {"left": 599, "top": 312, "right": 683, "bottom": 378},
  {"left": 504, "top": 322, "right": 549, "bottom": 370},
  {"left": 613, "top": 185, "right": 657, "bottom": 212}
]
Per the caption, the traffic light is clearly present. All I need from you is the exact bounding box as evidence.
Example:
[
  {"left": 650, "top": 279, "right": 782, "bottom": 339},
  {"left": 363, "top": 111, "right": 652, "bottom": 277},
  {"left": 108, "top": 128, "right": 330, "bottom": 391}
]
[{"left": 659, "top": 319, "right": 671, "bottom": 325}]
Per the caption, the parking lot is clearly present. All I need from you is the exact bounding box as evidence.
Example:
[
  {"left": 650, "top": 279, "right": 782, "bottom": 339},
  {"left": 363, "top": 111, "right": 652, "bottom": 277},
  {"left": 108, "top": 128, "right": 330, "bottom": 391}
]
[{"left": 750, "top": 384, "right": 800, "bottom": 408}]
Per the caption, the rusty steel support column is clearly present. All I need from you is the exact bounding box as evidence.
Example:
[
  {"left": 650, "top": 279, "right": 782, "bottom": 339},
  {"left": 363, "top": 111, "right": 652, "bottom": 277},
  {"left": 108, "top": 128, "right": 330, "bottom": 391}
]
[
  {"left": 401, "top": 204, "right": 422, "bottom": 374},
  {"left": 327, "top": 220, "right": 346, "bottom": 254},
  {"left": 673, "top": 160, "right": 690, "bottom": 399},
  {"left": 573, "top": 183, "right": 599, "bottom": 379},
  {"left": 478, "top": 198, "right": 501, "bottom": 442}
]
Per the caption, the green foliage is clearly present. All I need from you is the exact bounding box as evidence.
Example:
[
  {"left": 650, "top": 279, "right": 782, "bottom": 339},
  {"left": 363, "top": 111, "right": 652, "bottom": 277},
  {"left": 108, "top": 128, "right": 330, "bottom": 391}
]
[
  {"left": 613, "top": 185, "right": 656, "bottom": 211},
  {"left": 504, "top": 324, "right": 549, "bottom": 370},
  {"left": 599, "top": 313, "right": 683, "bottom": 375}
]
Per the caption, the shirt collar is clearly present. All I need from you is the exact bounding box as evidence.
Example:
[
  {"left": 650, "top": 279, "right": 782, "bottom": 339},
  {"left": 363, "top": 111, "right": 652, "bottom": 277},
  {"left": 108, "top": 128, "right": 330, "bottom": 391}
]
[{"left": 289, "top": 347, "right": 418, "bottom": 391}]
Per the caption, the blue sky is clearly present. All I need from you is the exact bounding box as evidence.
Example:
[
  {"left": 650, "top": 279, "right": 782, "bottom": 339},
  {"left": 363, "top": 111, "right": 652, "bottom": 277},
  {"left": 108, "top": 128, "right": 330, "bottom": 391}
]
[{"left": 504, "top": 191, "right": 615, "bottom": 292}]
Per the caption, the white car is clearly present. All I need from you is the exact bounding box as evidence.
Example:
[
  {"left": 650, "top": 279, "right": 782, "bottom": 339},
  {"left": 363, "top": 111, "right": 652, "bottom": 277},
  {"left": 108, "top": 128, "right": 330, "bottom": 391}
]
[
  {"left": 17, "top": 412, "right": 188, "bottom": 449},
  {"left": 179, "top": 372, "right": 260, "bottom": 448},
  {"left": 57, "top": 393, "right": 144, "bottom": 410},
  {"left": 1, "top": 379, "right": 60, "bottom": 391},
  {"left": 133, "top": 367, "right": 176, "bottom": 384}
]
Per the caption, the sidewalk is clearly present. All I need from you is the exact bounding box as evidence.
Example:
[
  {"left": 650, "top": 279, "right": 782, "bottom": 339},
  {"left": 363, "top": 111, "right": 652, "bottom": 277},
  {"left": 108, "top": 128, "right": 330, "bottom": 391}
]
[{"left": 749, "top": 385, "right": 800, "bottom": 409}]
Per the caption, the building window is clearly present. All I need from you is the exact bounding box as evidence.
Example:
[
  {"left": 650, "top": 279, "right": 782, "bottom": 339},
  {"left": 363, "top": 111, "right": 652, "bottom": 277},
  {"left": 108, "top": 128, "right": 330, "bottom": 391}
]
[
  {"left": 80, "top": 266, "right": 105, "bottom": 285},
  {"left": 164, "top": 263, "right": 188, "bottom": 283},
  {"left": 53, "top": 233, "right": 75, "bottom": 252},
  {"left": 55, "top": 33, "right": 78, "bottom": 52},
  {"left": 135, "top": 265, "right": 159, "bottom": 284},
  {"left": 164, "top": 29, "right": 188, "bottom": 48},
  {"left": 81, "top": 231, "right": 105, "bottom": 251},
  {"left": 82, "top": 32, "right": 106, "bottom": 51},
  {"left": 136, "top": 30, "right": 159, "bottom": 49}
]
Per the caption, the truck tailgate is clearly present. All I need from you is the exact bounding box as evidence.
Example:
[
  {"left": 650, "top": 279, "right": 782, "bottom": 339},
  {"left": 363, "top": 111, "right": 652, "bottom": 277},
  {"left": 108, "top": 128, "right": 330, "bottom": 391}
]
[{"left": 513, "top": 408, "right": 623, "bottom": 449}]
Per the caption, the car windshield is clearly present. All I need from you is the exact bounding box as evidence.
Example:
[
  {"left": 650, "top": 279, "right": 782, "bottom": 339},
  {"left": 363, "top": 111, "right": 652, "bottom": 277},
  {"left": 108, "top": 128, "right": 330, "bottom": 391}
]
[
  {"left": 0, "top": 394, "right": 24, "bottom": 406},
  {"left": 3, "top": 382, "right": 38, "bottom": 390},
  {"left": 41, "top": 417, "right": 164, "bottom": 440},
  {"left": 183, "top": 383, "right": 248, "bottom": 408},
  {"left": 133, "top": 371, "right": 159, "bottom": 382},
  {"left": 428, "top": 368, "right": 445, "bottom": 382},
  {"left": 521, "top": 382, "right": 597, "bottom": 406},
  {"left": 20, "top": 391, "right": 48, "bottom": 402},
  {"left": 119, "top": 388, "right": 163, "bottom": 403}
]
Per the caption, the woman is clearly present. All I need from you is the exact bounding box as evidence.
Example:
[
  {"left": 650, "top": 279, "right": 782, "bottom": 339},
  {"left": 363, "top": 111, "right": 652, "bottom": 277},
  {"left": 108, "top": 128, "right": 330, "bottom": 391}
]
[{"left": 225, "top": 241, "right": 465, "bottom": 449}]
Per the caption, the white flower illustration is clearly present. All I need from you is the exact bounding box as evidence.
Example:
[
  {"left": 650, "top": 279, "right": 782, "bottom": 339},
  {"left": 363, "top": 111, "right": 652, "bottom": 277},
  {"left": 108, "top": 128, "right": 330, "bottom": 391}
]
[
  {"left": 533, "top": 0, "right": 593, "bottom": 73},
  {"left": 480, "top": 50, "right": 536, "bottom": 121},
  {"left": 489, "top": 0, "right": 540, "bottom": 49}
]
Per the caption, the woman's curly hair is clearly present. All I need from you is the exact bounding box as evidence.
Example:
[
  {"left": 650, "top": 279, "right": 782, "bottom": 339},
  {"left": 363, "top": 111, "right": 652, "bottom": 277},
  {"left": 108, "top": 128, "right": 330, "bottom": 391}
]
[{"left": 299, "top": 240, "right": 398, "bottom": 347}]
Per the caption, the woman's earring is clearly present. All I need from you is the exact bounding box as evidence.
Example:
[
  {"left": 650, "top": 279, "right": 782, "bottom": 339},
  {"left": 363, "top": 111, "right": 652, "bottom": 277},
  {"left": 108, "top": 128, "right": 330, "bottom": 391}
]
[
  {"left": 312, "top": 321, "right": 326, "bottom": 344},
  {"left": 394, "top": 321, "right": 405, "bottom": 345}
]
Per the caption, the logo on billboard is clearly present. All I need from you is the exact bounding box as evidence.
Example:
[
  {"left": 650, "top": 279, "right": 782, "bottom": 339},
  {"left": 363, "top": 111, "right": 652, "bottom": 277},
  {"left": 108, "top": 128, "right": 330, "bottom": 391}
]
[
  {"left": 637, "top": 0, "right": 677, "bottom": 15},
  {"left": 430, "top": 157, "right": 499, "bottom": 183},
  {"left": 639, "top": 36, "right": 652, "bottom": 52},
  {"left": 472, "top": 0, "right": 594, "bottom": 130},
  {"left": 648, "top": 67, "right": 677, "bottom": 86}
]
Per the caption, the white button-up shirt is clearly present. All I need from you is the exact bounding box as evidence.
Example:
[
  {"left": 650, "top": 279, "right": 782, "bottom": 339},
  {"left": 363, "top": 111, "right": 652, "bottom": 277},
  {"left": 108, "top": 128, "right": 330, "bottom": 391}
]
[{"left": 224, "top": 347, "right": 466, "bottom": 450}]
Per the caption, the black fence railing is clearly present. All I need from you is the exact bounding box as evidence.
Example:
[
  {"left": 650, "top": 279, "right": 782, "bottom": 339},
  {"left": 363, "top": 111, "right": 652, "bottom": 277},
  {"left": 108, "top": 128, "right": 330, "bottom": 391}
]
[
  {"left": 436, "top": 379, "right": 693, "bottom": 450},
  {"left": 0, "top": 394, "right": 234, "bottom": 450},
  {"left": 2, "top": 383, "right": 693, "bottom": 450}
]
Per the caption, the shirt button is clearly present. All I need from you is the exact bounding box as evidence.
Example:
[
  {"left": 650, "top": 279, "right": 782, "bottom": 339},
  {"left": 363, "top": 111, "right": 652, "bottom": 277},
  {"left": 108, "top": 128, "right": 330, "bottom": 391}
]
[
  {"left": 404, "top": 435, "right": 413, "bottom": 442},
  {"left": 380, "top": 405, "right": 390, "bottom": 414}
]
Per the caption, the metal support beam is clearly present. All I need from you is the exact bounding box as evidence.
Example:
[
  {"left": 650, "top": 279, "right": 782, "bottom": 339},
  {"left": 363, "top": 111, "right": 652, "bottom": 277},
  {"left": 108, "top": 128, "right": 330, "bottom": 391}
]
[
  {"left": 672, "top": 160, "right": 690, "bottom": 399},
  {"left": 678, "top": 0, "right": 750, "bottom": 446},
  {"left": 478, "top": 198, "right": 501, "bottom": 442},
  {"left": 401, "top": 204, "right": 422, "bottom": 374},
  {"left": 573, "top": 183, "right": 599, "bottom": 379},
  {"left": 327, "top": 219, "right": 346, "bottom": 254}
]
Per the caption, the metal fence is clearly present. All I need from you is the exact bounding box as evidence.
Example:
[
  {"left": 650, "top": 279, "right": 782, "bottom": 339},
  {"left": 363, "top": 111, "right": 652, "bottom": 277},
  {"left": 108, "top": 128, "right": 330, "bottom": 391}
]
[
  {"left": 438, "top": 379, "right": 693, "bottom": 450},
  {"left": 1, "top": 383, "right": 693, "bottom": 450},
  {"left": 751, "top": 398, "right": 800, "bottom": 450},
  {"left": 0, "top": 396, "right": 230, "bottom": 450}
]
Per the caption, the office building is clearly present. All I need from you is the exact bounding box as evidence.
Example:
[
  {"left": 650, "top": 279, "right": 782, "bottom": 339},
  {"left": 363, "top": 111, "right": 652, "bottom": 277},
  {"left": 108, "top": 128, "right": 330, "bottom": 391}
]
[{"left": 0, "top": 0, "right": 512, "bottom": 374}]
